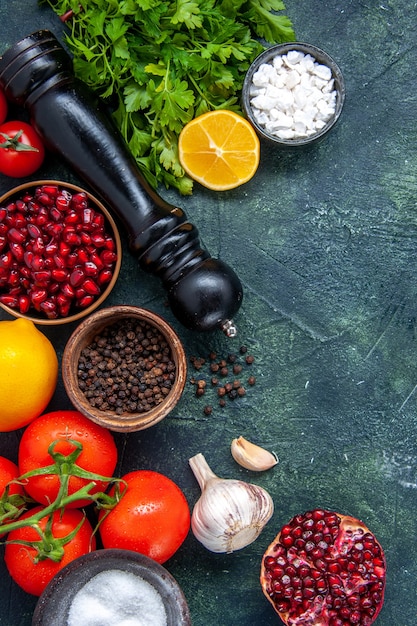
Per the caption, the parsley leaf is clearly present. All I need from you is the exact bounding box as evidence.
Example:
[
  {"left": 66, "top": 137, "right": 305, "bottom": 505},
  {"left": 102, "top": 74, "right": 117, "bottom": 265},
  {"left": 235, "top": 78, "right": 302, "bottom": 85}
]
[{"left": 41, "top": 0, "right": 295, "bottom": 193}]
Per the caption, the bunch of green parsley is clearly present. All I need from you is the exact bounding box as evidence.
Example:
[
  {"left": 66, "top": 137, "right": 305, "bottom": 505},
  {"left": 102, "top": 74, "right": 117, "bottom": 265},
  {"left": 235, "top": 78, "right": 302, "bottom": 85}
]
[{"left": 42, "top": 0, "right": 295, "bottom": 193}]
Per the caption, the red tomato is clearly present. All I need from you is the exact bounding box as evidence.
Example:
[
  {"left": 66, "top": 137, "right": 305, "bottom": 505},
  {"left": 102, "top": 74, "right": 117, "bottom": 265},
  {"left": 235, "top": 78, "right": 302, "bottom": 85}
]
[
  {"left": 0, "top": 120, "right": 45, "bottom": 177},
  {"left": 0, "top": 90, "right": 7, "bottom": 125},
  {"left": 5, "top": 506, "right": 96, "bottom": 596},
  {"left": 99, "top": 470, "right": 190, "bottom": 564},
  {"left": 0, "top": 456, "right": 25, "bottom": 534},
  {"left": 18, "top": 410, "right": 118, "bottom": 508},
  {"left": 0, "top": 456, "right": 23, "bottom": 500}
]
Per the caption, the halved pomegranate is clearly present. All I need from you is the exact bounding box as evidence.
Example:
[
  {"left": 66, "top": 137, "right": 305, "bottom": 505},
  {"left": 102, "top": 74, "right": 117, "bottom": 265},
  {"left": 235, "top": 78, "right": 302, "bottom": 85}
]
[{"left": 260, "top": 509, "right": 386, "bottom": 625}]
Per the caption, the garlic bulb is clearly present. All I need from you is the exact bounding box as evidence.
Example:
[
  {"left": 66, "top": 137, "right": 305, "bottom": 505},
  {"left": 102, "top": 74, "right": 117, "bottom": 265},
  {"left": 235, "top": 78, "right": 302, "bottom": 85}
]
[
  {"left": 188, "top": 452, "right": 274, "bottom": 553},
  {"left": 231, "top": 436, "right": 278, "bottom": 471}
]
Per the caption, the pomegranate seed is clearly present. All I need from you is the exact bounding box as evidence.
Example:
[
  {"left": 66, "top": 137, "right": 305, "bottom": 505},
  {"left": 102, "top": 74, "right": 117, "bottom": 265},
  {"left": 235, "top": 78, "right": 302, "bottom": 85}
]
[
  {"left": 77, "top": 294, "right": 95, "bottom": 308},
  {"left": 90, "top": 251, "right": 104, "bottom": 270},
  {"left": 91, "top": 233, "right": 106, "bottom": 247},
  {"left": 66, "top": 252, "right": 79, "bottom": 268},
  {"left": 18, "top": 295, "right": 31, "bottom": 314},
  {"left": 30, "top": 289, "right": 48, "bottom": 309},
  {"left": 58, "top": 298, "right": 71, "bottom": 317},
  {"left": 61, "top": 283, "right": 75, "bottom": 299},
  {"left": 41, "top": 185, "right": 59, "bottom": 197},
  {"left": 77, "top": 248, "right": 90, "bottom": 264},
  {"left": 97, "top": 269, "right": 113, "bottom": 285},
  {"left": 82, "top": 208, "right": 94, "bottom": 225},
  {"left": 31, "top": 255, "right": 45, "bottom": 272},
  {"left": 33, "top": 270, "right": 52, "bottom": 287},
  {"left": 71, "top": 193, "right": 88, "bottom": 210},
  {"left": 8, "top": 228, "right": 26, "bottom": 244},
  {"left": 40, "top": 300, "right": 58, "bottom": 318},
  {"left": 9, "top": 242, "right": 25, "bottom": 262},
  {"left": 0, "top": 236, "right": 7, "bottom": 252},
  {"left": 32, "top": 237, "right": 45, "bottom": 254},
  {"left": 0, "top": 251, "right": 13, "bottom": 268},
  {"left": 51, "top": 269, "right": 68, "bottom": 282},
  {"left": 45, "top": 240, "right": 59, "bottom": 256},
  {"left": 70, "top": 268, "right": 85, "bottom": 287},
  {"left": 101, "top": 250, "right": 117, "bottom": 266},
  {"left": 84, "top": 261, "right": 99, "bottom": 277},
  {"left": 27, "top": 223, "right": 42, "bottom": 239},
  {"left": 56, "top": 195, "right": 70, "bottom": 211},
  {"left": 0, "top": 294, "right": 19, "bottom": 307},
  {"left": 80, "top": 232, "right": 92, "bottom": 245}
]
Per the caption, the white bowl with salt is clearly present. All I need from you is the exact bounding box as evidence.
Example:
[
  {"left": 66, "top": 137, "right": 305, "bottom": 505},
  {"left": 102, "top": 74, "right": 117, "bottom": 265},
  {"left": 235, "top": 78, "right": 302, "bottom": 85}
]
[{"left": 242, "top": 42, "right": 345, "bottom": 147}]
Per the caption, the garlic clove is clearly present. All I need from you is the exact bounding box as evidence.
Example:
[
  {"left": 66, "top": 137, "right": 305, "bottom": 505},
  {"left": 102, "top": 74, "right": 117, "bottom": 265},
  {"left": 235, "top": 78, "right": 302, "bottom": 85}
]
[
  {"left": 231, "top": 436, "right": 278, "bottom": 471},
  {"left": 189, "top": 452, "right": 274, "bottom": 554}
]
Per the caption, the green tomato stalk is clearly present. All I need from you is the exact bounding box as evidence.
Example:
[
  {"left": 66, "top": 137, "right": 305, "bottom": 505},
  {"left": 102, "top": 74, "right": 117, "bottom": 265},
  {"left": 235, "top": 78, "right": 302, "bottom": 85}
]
[{"left": 0, "top": 439, "right": 125, "bottom": 561}]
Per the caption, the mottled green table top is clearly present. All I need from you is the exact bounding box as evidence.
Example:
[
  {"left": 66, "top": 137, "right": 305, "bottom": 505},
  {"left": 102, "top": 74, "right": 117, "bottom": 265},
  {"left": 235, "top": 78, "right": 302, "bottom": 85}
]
[{"left": 0, "top": 1, "right": 416, "bottom": 625}]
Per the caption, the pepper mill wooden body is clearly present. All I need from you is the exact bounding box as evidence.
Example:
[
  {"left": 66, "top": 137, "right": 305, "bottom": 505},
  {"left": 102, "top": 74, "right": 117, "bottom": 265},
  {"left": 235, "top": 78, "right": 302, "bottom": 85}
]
[{"left": 0, "top": 30, "right": 243, "bottom": 334}]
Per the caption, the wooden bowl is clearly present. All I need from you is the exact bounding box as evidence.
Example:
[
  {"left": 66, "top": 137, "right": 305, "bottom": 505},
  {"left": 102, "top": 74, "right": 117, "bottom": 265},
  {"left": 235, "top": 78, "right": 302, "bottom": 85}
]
[
  {"left": 62, "top": 305, "right": 187, "bottom": 432},
  {"left": 0, "top": 180, "right": 122, "bottom": 324}
]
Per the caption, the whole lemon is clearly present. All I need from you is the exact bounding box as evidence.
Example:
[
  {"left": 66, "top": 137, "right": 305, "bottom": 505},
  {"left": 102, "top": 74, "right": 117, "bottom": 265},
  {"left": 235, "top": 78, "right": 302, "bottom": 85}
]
[{"left": 0, "top": 318, "right": 58, "bottom": 431}]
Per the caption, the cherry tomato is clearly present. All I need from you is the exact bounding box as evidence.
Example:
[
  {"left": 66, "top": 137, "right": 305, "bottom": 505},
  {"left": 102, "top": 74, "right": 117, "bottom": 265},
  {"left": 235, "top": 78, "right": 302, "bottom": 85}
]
[
  {"left": 18, "top": 410, "right": 118, "bottom": 508},
  {"left": 99, "top": 470, "right": 190, "bottom": 564},
  {"left": 0, "top": 120, "right": 45, "bottom": 177},
  {"left": 0, "top": 90, "right": 7, "bottom": 125},
  {"left": 5, "top": 506, "right": 96, "bottom": 596}
]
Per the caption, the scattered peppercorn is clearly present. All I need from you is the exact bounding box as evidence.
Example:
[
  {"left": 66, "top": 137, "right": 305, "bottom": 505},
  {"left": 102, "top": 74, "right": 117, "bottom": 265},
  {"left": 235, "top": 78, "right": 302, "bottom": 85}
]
[
  {"left": 188, "top": 345, "right": 256, "bottom": 414},
  {"left": 77, "top": 317, "right": 176, "bottom": 415}
]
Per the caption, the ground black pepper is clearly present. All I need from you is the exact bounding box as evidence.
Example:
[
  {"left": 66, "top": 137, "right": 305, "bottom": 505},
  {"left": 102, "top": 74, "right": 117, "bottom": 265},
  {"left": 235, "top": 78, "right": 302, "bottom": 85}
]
[{"left": 77, "top": 317, "right": 176, "bottom": 415}]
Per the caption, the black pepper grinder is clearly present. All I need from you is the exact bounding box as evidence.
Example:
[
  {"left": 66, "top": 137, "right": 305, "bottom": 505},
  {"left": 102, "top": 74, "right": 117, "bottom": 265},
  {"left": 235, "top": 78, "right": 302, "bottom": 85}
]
[{"left": 0, "top": 30, "right": 243, "bottom": 335}]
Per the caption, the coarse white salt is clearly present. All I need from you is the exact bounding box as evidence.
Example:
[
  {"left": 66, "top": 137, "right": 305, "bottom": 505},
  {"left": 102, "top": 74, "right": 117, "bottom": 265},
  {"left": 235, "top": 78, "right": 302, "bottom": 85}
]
[
  {"left": 249, "top": 50, "right": 338, "bottom": 141},
  {"left": 67, "top": 569, "right": 168, "bottom": 626}
]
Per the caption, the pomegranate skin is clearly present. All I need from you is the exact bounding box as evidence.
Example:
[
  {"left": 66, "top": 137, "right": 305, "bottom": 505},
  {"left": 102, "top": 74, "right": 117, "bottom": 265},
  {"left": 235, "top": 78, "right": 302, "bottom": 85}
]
[{"left": 260, "top": 509, "right": 386, "bottom": 626}]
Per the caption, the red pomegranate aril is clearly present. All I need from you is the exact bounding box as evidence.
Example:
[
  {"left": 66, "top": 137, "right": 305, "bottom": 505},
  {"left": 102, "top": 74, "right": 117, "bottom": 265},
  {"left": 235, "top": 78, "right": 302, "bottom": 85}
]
[
  {"left": 77, "top": 294, "right": 95, "bottom": 308},
  {"left": 9, "top": 242, "right": 25, "bottom": 262},
  {"left": 51, "top": 268, "right": 68, "bottom": 282},
  {"left": 84, "top": 261, "right": 99, "bottom": 277},
  {"left": 32, "top": 237, "right": 45, "bottom": 254},
  {"left": 0, "top": 294, "right": 19, "bottom": 307},
  {"left": 90, "top": 251, "right": 104, "bottom": 270},
  {"left": 30, "top": 288, "right": 48, "bottom": 309},
  {"left": 61, "top": 283, "right": 75, "bottom": 299},
  {"left": 66, "top": 252, "right": 79, "bottom": 268},
  {"left": 8, "top": 227, "right": 26, "bottom": 244},
  {"left": 18, "top": 295, "right": 31, "bottom": 314},
  {"left": 77, "top": 248, "right": 89, "bottom": 264},
  {"left": 91, "top": 233, "right": 106, "bottom": 247},
  {"left": 0, "top": 251, "right": 13, "bottom": 268},
  {"left": 82, "top": 278, "right": 100, "bottom": 296},
  {"left": 260, "top": 510, "right": 386, "bottom": 626},
  {"left": 70, "top": 267, "right": 85, "bottom": 287},
  {"left": 101, "top": 250, "right": 117, "bottom": 266},
  {"left": 33, "top": 270, "right": 51, "bottom": 286}
]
